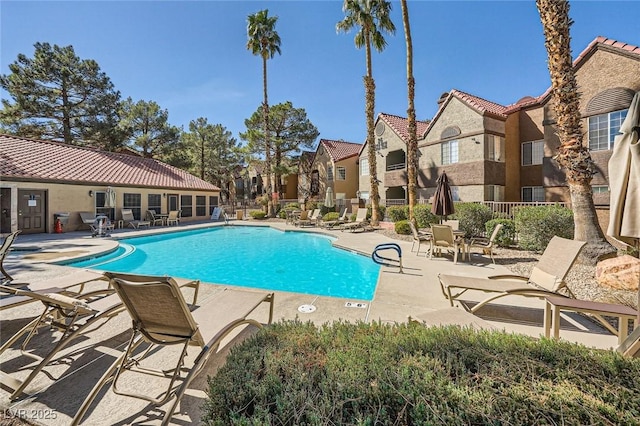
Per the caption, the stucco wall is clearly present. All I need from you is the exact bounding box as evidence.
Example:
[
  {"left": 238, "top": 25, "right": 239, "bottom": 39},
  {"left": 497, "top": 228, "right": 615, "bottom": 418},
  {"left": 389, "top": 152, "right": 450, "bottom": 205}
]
[{"left": 2, "top": 180, "right": 220, "bottom": 233}]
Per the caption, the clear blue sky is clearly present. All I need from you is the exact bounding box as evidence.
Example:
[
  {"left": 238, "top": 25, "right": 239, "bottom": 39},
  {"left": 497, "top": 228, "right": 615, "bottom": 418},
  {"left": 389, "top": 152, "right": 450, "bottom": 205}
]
[{"left": 2, "top": 1, "right": 639, "bottom": 147}]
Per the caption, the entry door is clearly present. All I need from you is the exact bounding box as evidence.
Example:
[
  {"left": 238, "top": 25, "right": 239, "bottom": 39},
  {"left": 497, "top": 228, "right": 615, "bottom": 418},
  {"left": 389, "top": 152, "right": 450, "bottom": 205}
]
[
  {"left": 18, "top": 189, "right": 46, "bottom": 234},
  {"left": 167, "top": 194, "right": 179, "bottom": 212}
]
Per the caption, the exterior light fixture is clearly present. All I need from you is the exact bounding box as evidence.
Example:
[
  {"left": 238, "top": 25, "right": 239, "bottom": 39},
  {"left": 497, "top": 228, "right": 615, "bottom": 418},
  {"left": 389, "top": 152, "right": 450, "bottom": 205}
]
[{"left": 89, "top": 190, "right": 94, "bottom": 197}]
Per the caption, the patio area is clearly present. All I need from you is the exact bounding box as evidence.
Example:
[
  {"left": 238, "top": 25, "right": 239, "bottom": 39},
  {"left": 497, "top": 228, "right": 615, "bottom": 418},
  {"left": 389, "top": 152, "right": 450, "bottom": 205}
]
[{"left": 0, "top": 220, "right": 627, "bottom": 425}]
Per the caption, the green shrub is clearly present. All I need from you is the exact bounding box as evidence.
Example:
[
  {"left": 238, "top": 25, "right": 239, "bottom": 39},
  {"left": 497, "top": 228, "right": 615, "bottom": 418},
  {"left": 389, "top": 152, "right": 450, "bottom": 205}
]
[
  {"left": 485, "top": 218, "right": 516, "bottom": 247},
  {"left": 203, "top": 320, "right": 640, "bottom": 425},
  {"left": 515, "top": 205, "right": 574, "bottom": 252},
  {"left": 413, "top": 204, "right": 439, "bottom": 228},
  {"left": 453, "top": 202, "right": 493, "bottom": 238},
  {"left": 249, "top": 210, "right": 266, "bottom": 220},
  {"left": 320, "top": 205, "right": 336, "bottom": 216},
  {"left": 322, "top": 212, "right": 340, "bottom": 222},
  {"left": 367, "top": 204, "right": 386, "bottom": 221},
  {"left": 386, "top": 205, "right": 408, "bottom": 222},
  {"left": 394, "top": 220, "right": 411, "bottom": 235},
  {"left": 305, "top": 200, "right": 319, "bottom": 211}
]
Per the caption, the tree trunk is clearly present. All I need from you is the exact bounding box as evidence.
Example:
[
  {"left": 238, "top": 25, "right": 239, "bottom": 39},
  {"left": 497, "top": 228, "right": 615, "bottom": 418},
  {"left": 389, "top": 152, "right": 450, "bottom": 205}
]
[
  {"left": 536, "top": 0, "right": 615, "bottom": 265},
  {"left": 401, "top": 0, "right": 417, "bottom": 223},
  {"left": 365, "top": 34, "right": 380, "bottom": 226},
  {"left": 262, "top": 55, "right": 274, "bottom": 217}
]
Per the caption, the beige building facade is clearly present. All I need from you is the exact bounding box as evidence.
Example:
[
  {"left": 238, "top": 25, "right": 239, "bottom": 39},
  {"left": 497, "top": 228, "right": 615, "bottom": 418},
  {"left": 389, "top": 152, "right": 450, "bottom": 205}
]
[{"left": 1, "top": 135, "right": 220, "bottom": 234}]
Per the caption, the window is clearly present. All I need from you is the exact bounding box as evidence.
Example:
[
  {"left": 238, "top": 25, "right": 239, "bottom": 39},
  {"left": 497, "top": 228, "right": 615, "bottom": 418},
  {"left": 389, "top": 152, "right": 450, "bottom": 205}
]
[
  {"left": 123, "top": 193, "right": 142, "bottom": 219},
  {"left": 360, "top": 158, "right": 369, "bottom": 176},
  {"left": 450, "top": 186, "right": 460, "bottom": 201},
  {"left": 588, "top": 109, "right": 628, "bottom": 151},
  {"left": 95, "top": 192, "right": 114, "bottom": 220},
  {"left": 522, "top": 140, "right": 544, "bottom": 166},
  {"left": 336, "top": 166, "right": 346, "bottom": 181},
  {"left": 180, "top": 195, "right": 192, "bottom": 217},
  {"left": 148, "top": 194, "right": 161, "bottom": 214},
  {"left": 592, "top": 185, "right": 609, "bottom": 194},
  {"left": 327, "top": 164, "right": 333, "bottom": 181},
  {"left": 441, "top": 140, "right": 458, "bottom": 165},
  {"left": 209, "top": 196, "right": 219, "bottom": 214},
  {"left": 485, "top": 185, "right": 504, "bottom": 202},
  {"left": 522, "top": 186, "right": 545, "bottom": 202},
  {"left": 195, "top": 196, "right": 206, "bottom": 216},
  {"left": 486, "top": 135, "right": 504, "bottom": 162},
  {"left": 359, "top": 191, "right": 370, "bottom": 200}
]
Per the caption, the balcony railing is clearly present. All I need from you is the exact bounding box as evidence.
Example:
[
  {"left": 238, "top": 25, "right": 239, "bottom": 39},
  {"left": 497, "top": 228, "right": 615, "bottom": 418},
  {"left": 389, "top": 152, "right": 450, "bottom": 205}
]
[{"left": 386, "top": 162, "right": 406, "bottom": 171}]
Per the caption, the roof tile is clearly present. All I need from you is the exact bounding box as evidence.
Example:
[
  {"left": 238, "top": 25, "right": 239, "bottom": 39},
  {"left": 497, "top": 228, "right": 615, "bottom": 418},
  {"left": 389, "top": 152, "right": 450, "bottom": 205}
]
[
  {"left": 379, "top": 113, "right": 430, "bottom": 141},
  {"left": 318, "top": 139, "right": 362, "bottom": 162},
  {"left": 0, "top": 134, "right": 219, "bottom": 191}
]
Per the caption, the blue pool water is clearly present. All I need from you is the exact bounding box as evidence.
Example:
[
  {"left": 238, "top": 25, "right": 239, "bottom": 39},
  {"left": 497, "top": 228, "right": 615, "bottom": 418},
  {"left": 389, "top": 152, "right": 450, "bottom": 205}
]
[{"left": 68, "top": 226, "right": 380, "bottom": 300}]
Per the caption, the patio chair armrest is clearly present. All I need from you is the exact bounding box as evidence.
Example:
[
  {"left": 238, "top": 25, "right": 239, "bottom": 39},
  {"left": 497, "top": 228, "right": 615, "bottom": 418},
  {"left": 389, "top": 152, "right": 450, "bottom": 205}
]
[
  {"left": 469, "top": 237, "right": 489, "bottom": 245},
  {"left": 487, "top": 274, "right": 528, "bottom": 281}
]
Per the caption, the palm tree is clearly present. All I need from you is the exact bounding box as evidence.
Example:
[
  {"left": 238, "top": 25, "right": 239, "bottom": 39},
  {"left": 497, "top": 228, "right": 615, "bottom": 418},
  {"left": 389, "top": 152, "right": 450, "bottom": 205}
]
[
  {"left": 337, "top": 0, "right": 395, "bottom": 226},
  {"left": 400, "top": 0, "right": 418, "bottom": 224},
  {"left": 247, "top": 9, "right": 281, "bottom": 218},
  {"left": 536, "top": 0, "right": 614, "bottom": 263}
]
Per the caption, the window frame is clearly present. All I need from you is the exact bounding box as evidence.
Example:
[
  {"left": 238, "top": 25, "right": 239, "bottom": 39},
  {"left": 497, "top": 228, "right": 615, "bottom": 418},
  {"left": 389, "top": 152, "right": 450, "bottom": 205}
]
[
  {"left": 521, "top": 140, "right": 544, "bottom": 166},
  {"left": 123, "top": 193, "right": 142, "bottom": 220},
  {"left": 588, "top": 109, "right": 628, "bottom": 151},
  {"left": 441, "top": 140, "right": 459, "bottom": 165},
  {"left": 148, "top": 194, "right": 162, "bottom": 214},
  {"left": 336, "top": 166, "right": 346, "bottom": 181},
  {"left": 521, "top": 186, "right": 545, "bottom": 202},
  {"left": 360, "top": 158, "right": 369, "bottom": 176},
  {"left": 180, "top": 195, "right": 193, "bottom": 218},
  {"left": 195, "top": 195, "right": 206, "bottom": 216},
  {"left": 95, "top": 191, "right": 115, "bottom": 220},
  {"left": 327, "top": 164, "right": 334, "bottom": 182}
]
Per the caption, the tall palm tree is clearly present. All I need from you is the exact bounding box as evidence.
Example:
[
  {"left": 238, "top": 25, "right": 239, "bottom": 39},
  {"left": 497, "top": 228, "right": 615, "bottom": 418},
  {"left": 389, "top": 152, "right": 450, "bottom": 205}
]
[
  {"left": 337, "top": 0, "right": 395, "bottom": 226},
  {"left": 247, "top": 9, "right": 281, "bottom": 217},
  {"left": 536, "top": 0, "right": 614, "bottom": 263},
  {"left": 400, "top": 0, "right": 417, "bottom": 223}
]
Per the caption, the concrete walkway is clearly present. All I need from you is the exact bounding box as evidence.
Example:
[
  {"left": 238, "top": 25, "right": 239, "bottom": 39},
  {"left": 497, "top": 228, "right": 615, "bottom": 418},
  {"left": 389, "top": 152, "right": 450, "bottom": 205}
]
[{"left": 0, "top": 220, "right": 623, "bottom": 425}]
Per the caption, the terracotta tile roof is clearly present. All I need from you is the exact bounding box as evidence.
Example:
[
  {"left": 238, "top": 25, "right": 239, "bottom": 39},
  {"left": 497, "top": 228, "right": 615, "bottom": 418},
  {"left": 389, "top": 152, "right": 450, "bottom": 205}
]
[
  {"left": 0, "top": 134, "right": 219, "bottom": 191},
  {"left": 318, "top": 139, "right": 362, "bottom": 162},
  {"left": 379, "top": 113, "right": 431, "bottom": 141},
  {"left": 450, "top": 90, "right": 508, "bottom": 118}
]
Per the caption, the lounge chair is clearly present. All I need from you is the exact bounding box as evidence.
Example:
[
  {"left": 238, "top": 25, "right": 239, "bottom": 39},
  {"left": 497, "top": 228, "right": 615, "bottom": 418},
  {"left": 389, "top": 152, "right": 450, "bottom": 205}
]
[
  {"left": 146, "top": 210, "right": 165, "bottom": 226},
  {"left": 467, "top": 223, "right": 503, "bottom": 263},
  {"left": 78, "top": 212, "right": 97, "bottom": 229},
  {"left": 340, "top": 208, "right": 369, "bottom": 232},
  {"left": 0, "top": 287, "right": 123, "bottom": 400},
  {"left": 298, "top": 209, "right": 321, "bottom": 227},
  {"left": 409, "top": 221, "right": 431, "bottom": 256},
  {"left": 293, "top": 209, "right": 312, "bottom": 226},
  {"left": 429, "top": 224, "right": 465, "bottom": 263},
  {"left": 210, "top": 206, "right": 222, "bottom": 220},
  {"left": 121, "top": 208, "right": 150, "bottom": 229},
  {"left": 321, "top": 207, "right": 348, "bottom": 228},
  {"left": 166, "top": 210, "right": 180, "bottom": 226},
  {"left": 72, "top": 272, "right": 275, "bottom": 426},
  {"left": 439, "top": 236, "right": 586, "bottom": 314},
  {"left": 1, "top": 230, "right": 21, "bottom": 283}
]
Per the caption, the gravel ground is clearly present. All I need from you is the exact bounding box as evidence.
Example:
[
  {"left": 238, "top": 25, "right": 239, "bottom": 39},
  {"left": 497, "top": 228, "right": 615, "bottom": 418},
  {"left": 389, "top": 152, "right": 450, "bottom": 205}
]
[{"left": 373, "top": 227, "right": 638, "bottom": 310}]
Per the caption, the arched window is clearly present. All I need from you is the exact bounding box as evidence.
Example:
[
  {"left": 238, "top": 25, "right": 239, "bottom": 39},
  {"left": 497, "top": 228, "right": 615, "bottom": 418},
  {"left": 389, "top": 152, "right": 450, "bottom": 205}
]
[{"left": 441, "top": 126, "right": 461, "bottom": 140}]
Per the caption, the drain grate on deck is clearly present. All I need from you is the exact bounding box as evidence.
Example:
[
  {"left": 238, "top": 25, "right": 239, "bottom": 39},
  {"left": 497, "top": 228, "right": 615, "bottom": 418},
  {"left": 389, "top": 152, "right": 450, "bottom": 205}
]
[{"left": 345, "top": 302, "right": 367, "bottom": 309}]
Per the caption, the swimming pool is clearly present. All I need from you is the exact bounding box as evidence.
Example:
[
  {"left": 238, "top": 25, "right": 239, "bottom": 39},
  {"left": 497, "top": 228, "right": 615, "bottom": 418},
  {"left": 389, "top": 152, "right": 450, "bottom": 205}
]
[{"left": 68, "top": 226, "right": 381, "bottom": 300}]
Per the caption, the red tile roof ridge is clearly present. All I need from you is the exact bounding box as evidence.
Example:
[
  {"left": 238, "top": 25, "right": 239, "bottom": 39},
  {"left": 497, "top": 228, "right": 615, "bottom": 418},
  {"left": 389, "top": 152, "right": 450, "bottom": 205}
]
[
  {"left": 378, "top": 112, "right": 430, "bottom": 141},
  {"left": 450, "top": 89, "right": 508, "bottom": 117}
]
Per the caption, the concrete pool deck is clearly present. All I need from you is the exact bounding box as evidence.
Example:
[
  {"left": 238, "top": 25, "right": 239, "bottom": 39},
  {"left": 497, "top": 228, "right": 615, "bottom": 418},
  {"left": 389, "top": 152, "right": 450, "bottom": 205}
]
[{"left": 0, "top": 220, "right": 625, "bottom": 425}]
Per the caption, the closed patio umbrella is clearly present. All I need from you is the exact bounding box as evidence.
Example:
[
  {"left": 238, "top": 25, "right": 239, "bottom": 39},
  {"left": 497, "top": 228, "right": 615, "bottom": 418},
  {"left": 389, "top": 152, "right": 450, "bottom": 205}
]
[
  {"left": 431, "top": 171, "right": 455, "bottom": 222},
  {"left": 607, "top": 91, "right": 640, "bottom": 248},
  {"left": 324, "top": 187, "right": 335, "bottom": 209},
  {"left": 104, "top": 187, "right": 116, "bottom": 208}
]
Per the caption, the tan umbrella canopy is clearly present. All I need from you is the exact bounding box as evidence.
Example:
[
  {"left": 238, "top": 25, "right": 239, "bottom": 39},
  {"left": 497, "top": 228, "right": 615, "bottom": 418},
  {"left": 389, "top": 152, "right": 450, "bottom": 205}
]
[
  {"left": 104, "top": 186, "right": 116, "bottom": 208},
  {"left": 431, "top": 171, "right": 455, "bottom": 222},
  {"left": 324, "top": 187, "right": 335, "bottom": 209},
  {"left": 607, "top": 91, "right": 640, "bottom": 247}
]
